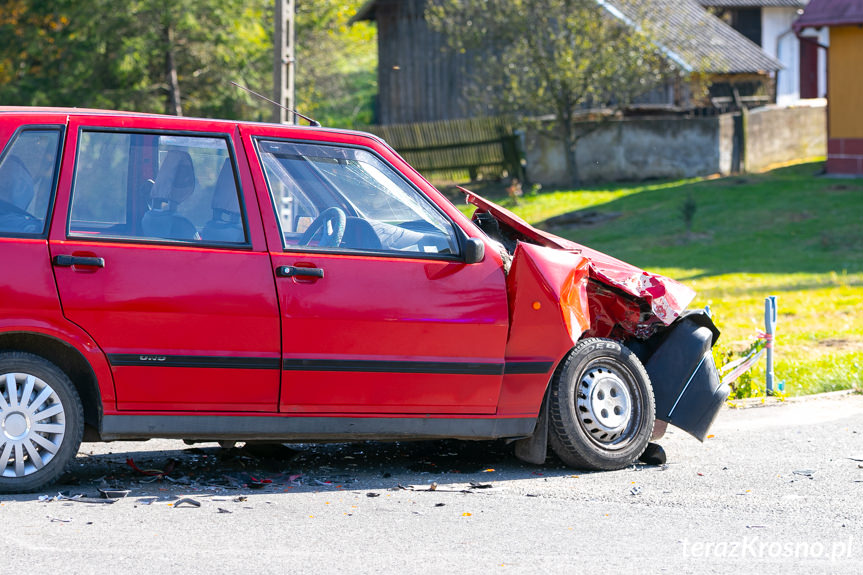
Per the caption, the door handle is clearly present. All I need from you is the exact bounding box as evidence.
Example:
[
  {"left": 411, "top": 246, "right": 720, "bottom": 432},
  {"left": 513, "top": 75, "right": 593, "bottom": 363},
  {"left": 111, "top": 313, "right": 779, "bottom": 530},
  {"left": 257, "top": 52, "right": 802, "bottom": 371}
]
[
  {"left": 277, "top": 265, "right": 324, "bottom": 278},
  {"left": 52, "top": 254, "right": 106, "bottom": 268}
]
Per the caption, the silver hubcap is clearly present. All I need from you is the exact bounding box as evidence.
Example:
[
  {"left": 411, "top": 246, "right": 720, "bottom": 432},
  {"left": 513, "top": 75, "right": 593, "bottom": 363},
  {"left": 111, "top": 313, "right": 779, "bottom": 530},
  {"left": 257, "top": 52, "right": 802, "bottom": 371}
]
[
  {"left": 576, "top": 366, "right": 633, "bottom": 444},
  {"left": 0, "top": 372, "right": 66, "bottom": 478}
]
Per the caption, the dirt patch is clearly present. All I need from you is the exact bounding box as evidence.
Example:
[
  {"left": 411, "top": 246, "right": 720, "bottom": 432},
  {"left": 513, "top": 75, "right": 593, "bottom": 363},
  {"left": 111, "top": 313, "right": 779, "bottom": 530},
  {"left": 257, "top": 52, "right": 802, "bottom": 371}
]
[
  {"left": 667, "top": 231, "right": 714, "bottom": 246},
  {"left": 787, "top": 211, "right": 814, "bottom": 222},
  {"left": 816, "top": 338, "right": 863, "bottom": 352},
  {"left": 538, "top": 210, "right": 621, "bottom": 230}
]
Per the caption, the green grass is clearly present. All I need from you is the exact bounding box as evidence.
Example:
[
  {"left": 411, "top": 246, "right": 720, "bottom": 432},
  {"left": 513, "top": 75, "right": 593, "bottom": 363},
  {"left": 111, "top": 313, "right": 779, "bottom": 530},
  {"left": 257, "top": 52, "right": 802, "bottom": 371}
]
[{"left": 456, "top": 161, "right": 863, "bottom": 397}]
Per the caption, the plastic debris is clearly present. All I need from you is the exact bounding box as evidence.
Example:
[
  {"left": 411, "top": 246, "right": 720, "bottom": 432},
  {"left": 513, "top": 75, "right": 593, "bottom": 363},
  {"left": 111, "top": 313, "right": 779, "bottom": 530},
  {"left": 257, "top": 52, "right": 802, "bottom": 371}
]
[
  {"left": 639, "top": 443, "right": 667, "bottom": 465},
  {"left": 248, "top": 476, "right": 272, "bottom": 489},
  {"left": 126, "top": 458, "right": 178, "bottom": 479},
  {"left": 366, "top": 493, "right": 381, "bottom": 498},
  {"left": 172, "top": 498, "right": 201, "bottom": 508},
  {"left": 99, "top": 488, "right": 130, "bottom": 499}
]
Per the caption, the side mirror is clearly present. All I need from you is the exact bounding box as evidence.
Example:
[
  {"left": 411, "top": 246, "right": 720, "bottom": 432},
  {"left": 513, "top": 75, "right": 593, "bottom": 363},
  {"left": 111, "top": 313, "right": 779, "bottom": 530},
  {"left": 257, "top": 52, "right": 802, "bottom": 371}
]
[{"left": 464, "top": 237, "right": 485, "bottom": 264}]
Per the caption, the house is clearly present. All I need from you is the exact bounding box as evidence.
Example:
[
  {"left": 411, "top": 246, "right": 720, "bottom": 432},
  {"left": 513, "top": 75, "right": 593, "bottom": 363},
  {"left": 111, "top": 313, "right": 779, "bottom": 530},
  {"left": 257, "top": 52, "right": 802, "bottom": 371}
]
[
  {"left": 795, "top": 0, "right": 863, "bottom": 175},
  {"left": 698, "top": 0, "right": 829, "bottom": 104},
  {"left": 353, "top": 0, "right": 782, "bottom": 124}
]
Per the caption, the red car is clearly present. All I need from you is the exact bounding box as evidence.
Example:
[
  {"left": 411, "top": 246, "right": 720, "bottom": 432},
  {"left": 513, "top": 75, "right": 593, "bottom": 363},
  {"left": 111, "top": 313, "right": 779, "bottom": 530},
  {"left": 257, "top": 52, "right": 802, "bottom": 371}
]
[{"left": 0, "top": 107, "right": 727, "bottom": 493}]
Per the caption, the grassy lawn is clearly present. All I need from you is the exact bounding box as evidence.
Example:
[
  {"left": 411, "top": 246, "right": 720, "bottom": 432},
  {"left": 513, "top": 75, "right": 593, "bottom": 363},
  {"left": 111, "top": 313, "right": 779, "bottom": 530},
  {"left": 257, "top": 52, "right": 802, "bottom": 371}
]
[{"left": 455, "top": 161, "right": 863, "bottom": 397}]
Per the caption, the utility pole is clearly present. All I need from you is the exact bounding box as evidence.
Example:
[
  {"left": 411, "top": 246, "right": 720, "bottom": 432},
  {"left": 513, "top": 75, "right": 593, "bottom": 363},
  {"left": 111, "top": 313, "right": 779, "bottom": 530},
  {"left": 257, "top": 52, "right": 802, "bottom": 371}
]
[{"left": 273, "top": 0, "right": 296, "bottom": 124}]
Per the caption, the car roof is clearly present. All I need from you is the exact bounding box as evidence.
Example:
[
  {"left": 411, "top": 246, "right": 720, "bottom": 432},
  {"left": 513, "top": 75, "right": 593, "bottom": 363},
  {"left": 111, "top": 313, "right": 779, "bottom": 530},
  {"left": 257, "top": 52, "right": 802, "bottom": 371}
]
[{"left": 0, "top": 106, "right": 384, "bottom": 144}]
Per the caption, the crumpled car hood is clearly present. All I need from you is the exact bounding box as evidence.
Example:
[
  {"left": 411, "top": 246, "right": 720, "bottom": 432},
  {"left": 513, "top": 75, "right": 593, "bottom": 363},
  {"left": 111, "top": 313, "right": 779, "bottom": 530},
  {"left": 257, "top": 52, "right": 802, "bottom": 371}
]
[{"left": 462, "top": 188, "right": 695, "bottom": 326}]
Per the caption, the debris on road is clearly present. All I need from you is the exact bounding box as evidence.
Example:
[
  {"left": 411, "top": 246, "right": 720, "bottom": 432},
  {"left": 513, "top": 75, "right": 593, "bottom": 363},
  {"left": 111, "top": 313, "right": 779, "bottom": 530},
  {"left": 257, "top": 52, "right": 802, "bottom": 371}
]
[
  {"left": 98, "top": 488, "right": 130, "bottom": 499},
  {"left": 172, "top": 498, "right": 201, "bottom": 508},
  {"left": 639, "top": 443, "right": 667, "bottom": 466}
]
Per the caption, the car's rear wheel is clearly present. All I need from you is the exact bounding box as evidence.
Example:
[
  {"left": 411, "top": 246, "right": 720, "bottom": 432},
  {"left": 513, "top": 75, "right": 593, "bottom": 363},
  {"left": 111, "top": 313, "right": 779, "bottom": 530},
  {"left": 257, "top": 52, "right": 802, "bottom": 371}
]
[
  {"left": 549, "top": 338, "right": 654, "bottom": 470},
  {"left": 0, "top": 352, "right": 83, "bottom": 493}
]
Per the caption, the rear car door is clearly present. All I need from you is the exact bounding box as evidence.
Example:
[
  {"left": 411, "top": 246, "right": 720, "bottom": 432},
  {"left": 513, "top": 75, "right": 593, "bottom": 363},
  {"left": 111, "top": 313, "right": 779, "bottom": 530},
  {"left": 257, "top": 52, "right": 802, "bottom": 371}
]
[
  {"left": 49, "top": 116, "right": 281, "bottom": 412},
  {"left": 242, "top": 127, "right": 510, "bottom": 414}
]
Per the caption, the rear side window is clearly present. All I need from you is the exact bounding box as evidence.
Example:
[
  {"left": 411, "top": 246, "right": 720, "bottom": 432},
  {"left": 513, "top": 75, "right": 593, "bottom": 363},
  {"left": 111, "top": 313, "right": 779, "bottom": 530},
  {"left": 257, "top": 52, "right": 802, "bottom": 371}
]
[
  {"left": 69, "top": 131, "right": 247, "bottom": 245},
  {"left": 0, "top": 128, "right": 62, "bottom": 236}
]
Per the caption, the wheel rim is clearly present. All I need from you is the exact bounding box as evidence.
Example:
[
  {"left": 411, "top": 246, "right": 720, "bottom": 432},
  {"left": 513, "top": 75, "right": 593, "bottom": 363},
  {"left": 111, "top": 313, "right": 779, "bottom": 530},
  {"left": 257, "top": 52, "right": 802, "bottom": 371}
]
[
  {"left": 575, "top": 363, "right": 640, "bottom": 449},
  {"left": 0, "top": 372, "right": 66, "bottom": 478}
]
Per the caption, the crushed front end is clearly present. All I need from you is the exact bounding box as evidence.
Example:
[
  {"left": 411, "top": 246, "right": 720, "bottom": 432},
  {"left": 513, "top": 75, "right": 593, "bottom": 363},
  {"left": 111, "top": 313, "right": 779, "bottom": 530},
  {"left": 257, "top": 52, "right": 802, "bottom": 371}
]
[{"left": 465, "top": 189, "right": 729, "bottom": 441}]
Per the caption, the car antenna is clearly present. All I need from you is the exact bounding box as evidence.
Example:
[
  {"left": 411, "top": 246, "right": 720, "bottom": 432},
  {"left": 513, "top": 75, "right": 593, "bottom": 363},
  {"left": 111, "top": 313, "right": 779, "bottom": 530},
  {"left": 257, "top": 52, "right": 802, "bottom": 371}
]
[{"left": 230, "top": 81, "right": 321, "bottom": 127}]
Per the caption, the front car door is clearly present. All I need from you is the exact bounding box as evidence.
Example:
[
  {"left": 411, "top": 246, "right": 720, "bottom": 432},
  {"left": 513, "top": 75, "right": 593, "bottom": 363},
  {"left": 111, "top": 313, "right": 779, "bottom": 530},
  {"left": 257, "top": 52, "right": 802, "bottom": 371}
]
[
  {"left": 49, "top": 116, "right": 281, "bottom": 412},
  {"left": 242, "top": 127, "right": 510, "bottom": 415}
]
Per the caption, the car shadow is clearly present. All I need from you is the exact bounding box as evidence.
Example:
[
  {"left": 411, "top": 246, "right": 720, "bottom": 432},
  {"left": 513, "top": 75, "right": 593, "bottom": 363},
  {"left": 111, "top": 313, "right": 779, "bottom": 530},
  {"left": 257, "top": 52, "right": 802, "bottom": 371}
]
[{"left": 4, "top": 439, "right": 631, "bottom": 501}]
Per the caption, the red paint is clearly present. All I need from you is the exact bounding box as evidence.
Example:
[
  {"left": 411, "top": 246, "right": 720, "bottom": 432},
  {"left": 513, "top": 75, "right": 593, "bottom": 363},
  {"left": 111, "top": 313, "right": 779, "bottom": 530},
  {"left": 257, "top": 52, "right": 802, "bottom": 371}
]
[{"left": 0, "top": 107, "right": 708, "bottom": 434}]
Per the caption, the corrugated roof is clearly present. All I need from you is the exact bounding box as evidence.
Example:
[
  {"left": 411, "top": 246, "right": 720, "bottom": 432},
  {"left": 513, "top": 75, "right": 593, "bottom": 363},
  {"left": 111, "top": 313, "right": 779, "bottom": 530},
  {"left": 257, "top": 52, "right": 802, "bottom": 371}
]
[
  {"left": 697, "top": 0, "right": 806, "bottom": 7},
  {"left": 353, "top": 0, "right": 781, "bottom": 74},
  {"left": 603, "top": 0, "right": 783, "bottom": 73},
  {"left": 793, "top": 0, "right": 863, "bottom": 30}
]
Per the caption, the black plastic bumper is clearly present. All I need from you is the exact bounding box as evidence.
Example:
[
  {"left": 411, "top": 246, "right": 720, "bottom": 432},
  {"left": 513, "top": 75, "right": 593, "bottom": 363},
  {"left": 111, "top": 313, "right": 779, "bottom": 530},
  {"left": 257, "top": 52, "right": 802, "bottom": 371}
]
[{"left": 644, "top": 312, "right": 729, "bottom": 441}]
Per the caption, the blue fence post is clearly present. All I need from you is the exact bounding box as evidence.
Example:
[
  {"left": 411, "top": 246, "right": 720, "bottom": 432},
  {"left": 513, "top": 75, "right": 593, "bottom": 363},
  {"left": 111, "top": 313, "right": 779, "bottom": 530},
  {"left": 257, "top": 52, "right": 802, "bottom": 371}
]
[{"left": 765, "top": 296, "right": 778, "bottom": 395}]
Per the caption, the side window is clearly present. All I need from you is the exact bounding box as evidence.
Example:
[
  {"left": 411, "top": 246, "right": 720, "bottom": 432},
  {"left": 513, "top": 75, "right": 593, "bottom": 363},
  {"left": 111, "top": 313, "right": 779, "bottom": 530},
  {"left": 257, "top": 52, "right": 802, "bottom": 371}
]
[
  {"left": 69, "top": 131, "right": 246, "bottom": 244},
  {"left": 0, "top": 128, "right": 62, "bottom": 236},
  {"left": 256, "top": 140, "right": 459, "bottom": 256}
]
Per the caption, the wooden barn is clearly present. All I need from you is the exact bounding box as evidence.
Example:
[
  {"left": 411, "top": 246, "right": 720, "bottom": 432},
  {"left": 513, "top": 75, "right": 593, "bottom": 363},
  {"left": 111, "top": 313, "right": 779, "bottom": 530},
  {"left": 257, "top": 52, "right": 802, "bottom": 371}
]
[
  {"left": 795, "top": 0, "right": 863, "bottom": 176},
  {"left": 351, "top": 0, "right": 488, "bottom": 124},
  {"left": 353, "top": 0, "right": 783, "bottom": 125}
]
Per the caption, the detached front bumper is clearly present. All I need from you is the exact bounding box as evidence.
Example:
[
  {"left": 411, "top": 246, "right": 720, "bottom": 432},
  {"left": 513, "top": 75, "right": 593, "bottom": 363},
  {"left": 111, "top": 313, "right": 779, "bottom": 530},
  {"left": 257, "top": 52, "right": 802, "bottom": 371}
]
[{"left": 641, "top": 312, "right": 728, "bottom": 441}]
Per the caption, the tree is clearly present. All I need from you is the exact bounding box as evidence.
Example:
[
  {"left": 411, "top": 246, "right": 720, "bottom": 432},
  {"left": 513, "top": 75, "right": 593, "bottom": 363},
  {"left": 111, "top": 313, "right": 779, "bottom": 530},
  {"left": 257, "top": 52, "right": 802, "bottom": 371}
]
[
  {"left": 0, "top": 0, "right": 376, "bottom": 126},
  {"left": 426, "top": 0, "right": 680, "bottom": 186},
  {"left": 294, "top": 0, "right": 377, "bottom": 127},
  {"left": 0, "top": 0, "right": 272, "bottom": 119}
]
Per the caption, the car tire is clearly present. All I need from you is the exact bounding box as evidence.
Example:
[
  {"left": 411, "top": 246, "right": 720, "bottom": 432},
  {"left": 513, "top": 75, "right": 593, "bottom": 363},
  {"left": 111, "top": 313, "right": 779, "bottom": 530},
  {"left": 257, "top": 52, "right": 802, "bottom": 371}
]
[
  {"left": 0, "top": 352, "right": 84, "bottom": 493},
  {"left": 548, "top": 338, "right": 655, "bottom": 471}
]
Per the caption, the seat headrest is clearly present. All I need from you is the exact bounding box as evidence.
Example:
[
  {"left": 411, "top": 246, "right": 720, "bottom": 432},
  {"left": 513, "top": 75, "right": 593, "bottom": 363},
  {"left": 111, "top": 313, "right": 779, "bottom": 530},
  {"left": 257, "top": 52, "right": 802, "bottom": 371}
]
[
  {"left": 151, "top": 150, "right": 195, "bottom": 209},
  {"left": 211, "top": 159, "right": 240, "bottom": 215},
  {"left": 0, "top": 156, "right": 35, "bottom": 210}
]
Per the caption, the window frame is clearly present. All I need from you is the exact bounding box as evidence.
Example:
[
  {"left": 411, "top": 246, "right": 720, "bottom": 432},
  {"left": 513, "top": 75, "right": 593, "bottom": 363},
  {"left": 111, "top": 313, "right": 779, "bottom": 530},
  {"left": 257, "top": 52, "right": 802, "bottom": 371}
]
[
  {"left": 66, "top": 126, "right": 252, "bottom": 249},
  {"left": 0, "top": 124, "right": 66, "bottom": 239},
  {"left": 253, "top": 137, "right": 468, "bottom": 261}
]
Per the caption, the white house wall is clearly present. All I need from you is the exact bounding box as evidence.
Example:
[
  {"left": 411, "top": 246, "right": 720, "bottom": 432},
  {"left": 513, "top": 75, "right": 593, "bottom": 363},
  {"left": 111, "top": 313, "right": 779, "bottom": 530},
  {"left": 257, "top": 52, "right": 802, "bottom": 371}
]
[{"left": 763, "top": 6, "right": 829, "bottom": 104}]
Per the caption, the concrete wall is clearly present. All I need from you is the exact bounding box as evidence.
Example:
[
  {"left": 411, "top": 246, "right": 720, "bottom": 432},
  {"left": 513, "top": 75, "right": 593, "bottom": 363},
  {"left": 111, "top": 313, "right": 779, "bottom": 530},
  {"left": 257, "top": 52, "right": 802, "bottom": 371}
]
[
  {"left": 525, "top": 103, "right": 826, "bottom": 186},
  {"left": 525, "top": 116, "right": 733, "bottom": 186},
  {"left": 745, "top": 103, "right": 826, "bottom": 173}
]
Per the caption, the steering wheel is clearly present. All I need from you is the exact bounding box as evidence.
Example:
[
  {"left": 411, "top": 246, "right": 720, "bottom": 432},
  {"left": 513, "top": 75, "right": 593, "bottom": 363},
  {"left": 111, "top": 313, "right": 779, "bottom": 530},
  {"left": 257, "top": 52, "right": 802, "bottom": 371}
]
[{"left": 299, "top": 207, "right": 347, "bottom": 247}]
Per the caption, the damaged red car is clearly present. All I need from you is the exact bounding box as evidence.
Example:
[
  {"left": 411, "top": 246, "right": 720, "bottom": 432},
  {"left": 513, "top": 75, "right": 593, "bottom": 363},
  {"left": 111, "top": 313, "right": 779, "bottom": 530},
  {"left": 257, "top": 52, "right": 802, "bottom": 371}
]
[{"left": 0, "top": 107, "right": 728, "bottom": 493}]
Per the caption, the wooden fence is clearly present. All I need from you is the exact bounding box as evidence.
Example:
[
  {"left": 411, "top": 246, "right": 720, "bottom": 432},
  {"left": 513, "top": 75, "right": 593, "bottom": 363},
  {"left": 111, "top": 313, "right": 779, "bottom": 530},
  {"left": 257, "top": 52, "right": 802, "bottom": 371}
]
[{"left": 362, "top": 117, "right": 524, "bottom": 184}]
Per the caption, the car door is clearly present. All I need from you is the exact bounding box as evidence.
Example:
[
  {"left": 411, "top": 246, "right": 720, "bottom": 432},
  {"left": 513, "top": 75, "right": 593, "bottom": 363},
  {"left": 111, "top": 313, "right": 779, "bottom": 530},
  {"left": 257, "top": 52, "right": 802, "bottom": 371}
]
[
  {"left": 48, "top": 116, "right": 281, "bottom": 412},
  {"left": 242, "top": 127, "right": 510, "bottom": 414}
]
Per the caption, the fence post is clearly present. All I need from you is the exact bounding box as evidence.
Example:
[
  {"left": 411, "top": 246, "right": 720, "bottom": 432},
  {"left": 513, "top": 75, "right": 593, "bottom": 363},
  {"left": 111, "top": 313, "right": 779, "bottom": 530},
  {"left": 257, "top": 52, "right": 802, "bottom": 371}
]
[{"left": 765, "top": 296, "right": 778, "bottom": 395}]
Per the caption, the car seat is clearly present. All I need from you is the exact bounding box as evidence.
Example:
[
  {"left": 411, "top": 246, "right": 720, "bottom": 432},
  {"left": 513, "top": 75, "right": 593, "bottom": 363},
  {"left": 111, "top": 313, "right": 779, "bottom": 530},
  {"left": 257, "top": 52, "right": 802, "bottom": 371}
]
[
  {"left": 141, "top": 150, "right": 198, "bottom": 241},
  {"left": 340, "top": 217, "right": 382, "bottom": 250},
  {"left": 0, "top": 155, "right": 40, "bottom": 234},
  {"left": 201, "top": 159, "right": 244, "bottom": 243}
]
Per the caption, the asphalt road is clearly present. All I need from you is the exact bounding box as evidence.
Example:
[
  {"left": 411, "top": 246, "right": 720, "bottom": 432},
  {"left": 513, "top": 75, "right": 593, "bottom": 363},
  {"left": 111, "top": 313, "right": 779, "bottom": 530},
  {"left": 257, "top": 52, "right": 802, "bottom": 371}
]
[{"left": 3, "top": 392, "right": 862, "bottom": 575}]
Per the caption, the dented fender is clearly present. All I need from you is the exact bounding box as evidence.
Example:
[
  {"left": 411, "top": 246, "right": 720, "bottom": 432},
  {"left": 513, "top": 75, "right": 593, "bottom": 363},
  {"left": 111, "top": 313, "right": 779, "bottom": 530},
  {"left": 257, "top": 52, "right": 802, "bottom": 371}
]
[{"left": 465, "top": 188, "right": 728, "bottom": 442}]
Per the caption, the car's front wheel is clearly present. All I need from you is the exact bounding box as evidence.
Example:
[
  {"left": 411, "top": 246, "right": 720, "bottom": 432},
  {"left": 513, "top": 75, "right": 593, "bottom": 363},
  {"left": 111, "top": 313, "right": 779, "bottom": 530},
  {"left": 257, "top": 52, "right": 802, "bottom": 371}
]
[
  {"left": 548, "top": 338, "right": 655, "bottom": 470},
  {"left": 0, "top": 352, "right": 83, "bottom": 493}
]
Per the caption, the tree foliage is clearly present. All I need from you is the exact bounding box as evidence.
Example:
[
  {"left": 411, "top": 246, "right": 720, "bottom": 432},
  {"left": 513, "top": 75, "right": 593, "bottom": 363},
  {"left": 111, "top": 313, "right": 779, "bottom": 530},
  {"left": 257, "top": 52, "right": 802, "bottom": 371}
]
[
  {"left": 295, "top": 0, "right": 377, "bottom": 127},
  {"left": 0, "top": 0, "right": 376, "bottom": 126},
  {"left": 426, "top": 0, "right": 680, "bottom": 185}
]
